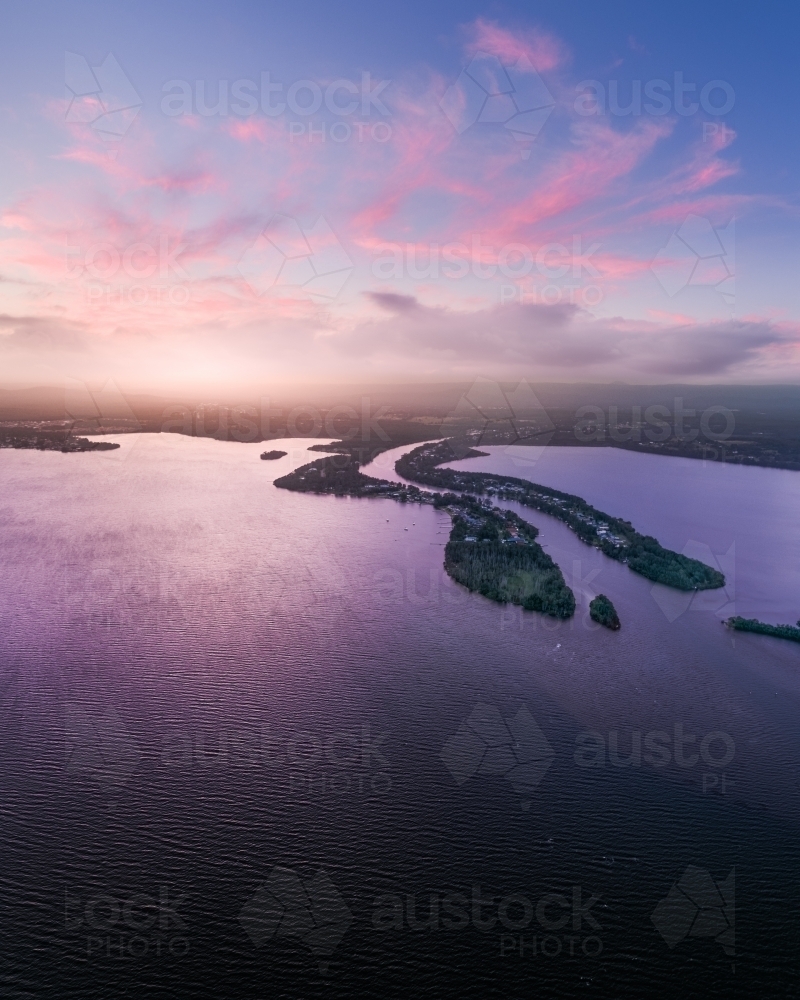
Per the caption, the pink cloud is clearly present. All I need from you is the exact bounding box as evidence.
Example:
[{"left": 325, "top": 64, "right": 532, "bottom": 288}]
[
  {"left": 464, "top": 18, "right": 568, "bottom": 71},
  {"left": 225, "top": 118, "right": 274, "bottom": 143},
  {"left": 463, "top": 117, "right": 672, "bottom": 248},
  {"left": 0, "top": 18, "right": 791, "bottom": 388}
]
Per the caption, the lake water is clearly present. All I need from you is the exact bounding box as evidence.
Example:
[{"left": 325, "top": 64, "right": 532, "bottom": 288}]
[{"left": 0, "top": 434, "right": 798, "bottom": 998}]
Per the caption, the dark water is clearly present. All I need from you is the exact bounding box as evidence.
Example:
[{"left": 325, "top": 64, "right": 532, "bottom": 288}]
[{"left": 0, "top": 434, "right": 798, "bottom": 998}]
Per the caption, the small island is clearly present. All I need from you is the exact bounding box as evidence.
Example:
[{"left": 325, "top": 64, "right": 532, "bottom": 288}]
[
  {"left": 589, "top": 594, "right": 621, "bottom": 630},
  {"left": 725, "top": 616, "right": 800, "bottom": 644},
  {"left": 260, "top": 450, "right": 287, "bottom": 460}
]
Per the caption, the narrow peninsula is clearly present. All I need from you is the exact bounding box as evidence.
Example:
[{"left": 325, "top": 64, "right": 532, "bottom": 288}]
[
  {"left": 273, "top": 436, "right": 726, "bottom": 622},
  {"left": 396, "top": 441, "right": 725, "bottom": 592},
  {"left": 274, "top": 450, "right": 575, "bottom": 618},
  {"left": 725, "top": 616, "right": 800, "bottom": 644},
  {"left": 0, "top": 426, "right": 120, "bottom": 452}
]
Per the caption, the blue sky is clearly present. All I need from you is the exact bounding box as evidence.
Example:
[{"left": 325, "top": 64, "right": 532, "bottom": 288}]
[{"left": 0, "top": 0, "right": 798, "bottom": 388}]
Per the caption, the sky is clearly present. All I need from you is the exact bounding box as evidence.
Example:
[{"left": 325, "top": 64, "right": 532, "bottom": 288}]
[{"left": 0, "top": 0, "right": 799, "bottom": 391}]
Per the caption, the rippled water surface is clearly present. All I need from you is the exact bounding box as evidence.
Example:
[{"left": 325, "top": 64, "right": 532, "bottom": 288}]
[{"left": 0, "top": 434, "right": 798, "bottom": 998}]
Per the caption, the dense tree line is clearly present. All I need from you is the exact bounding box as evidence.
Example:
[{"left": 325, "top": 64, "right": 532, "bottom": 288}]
[
  {"left": 445, "top": 536, "right": 575, "bottom": 618},
  {"left": 0, "top": 428, "right": 119, "bottom": 452},
  {"left": 726, "top": 617, "right": 800, "bottom": 644},
  {"left": 274, "top": 453, "right": 431, "bottom": 502},
  {"left": 589, "top": 594, "right": 621, "bottom": 630}
]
